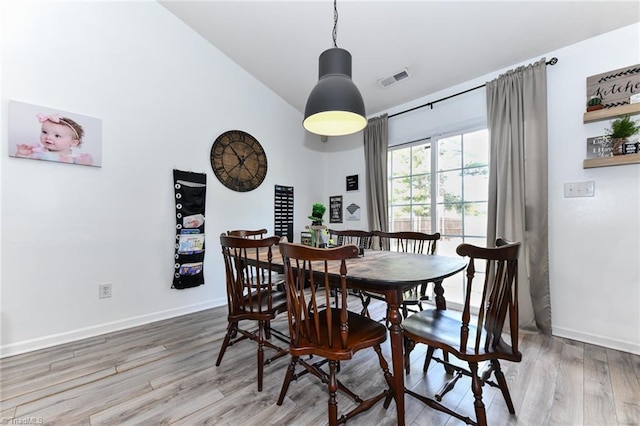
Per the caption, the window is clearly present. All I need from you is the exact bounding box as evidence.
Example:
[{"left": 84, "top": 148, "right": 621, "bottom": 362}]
[{"left": 388, "top": 128, "right": 489, "bottom": 308}]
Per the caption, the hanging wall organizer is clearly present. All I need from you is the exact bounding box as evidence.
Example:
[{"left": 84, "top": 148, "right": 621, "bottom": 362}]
[{"left": 172, "top": 169, "right": 207, "bottom": 289}]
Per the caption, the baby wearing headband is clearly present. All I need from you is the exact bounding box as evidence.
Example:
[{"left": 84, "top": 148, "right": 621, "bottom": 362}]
[{"left": 15, "top": 113, "right": 93, "bottom": 165}]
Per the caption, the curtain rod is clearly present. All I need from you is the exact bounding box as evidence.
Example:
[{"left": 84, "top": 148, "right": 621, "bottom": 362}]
[{"left": 388, "top": 57, "right": 558, "bottom": 119}]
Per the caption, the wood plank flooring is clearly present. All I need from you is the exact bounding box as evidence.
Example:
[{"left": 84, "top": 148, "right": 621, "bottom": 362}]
[{"left": 1, "top": 298, "right": 639, "bottom": 425}]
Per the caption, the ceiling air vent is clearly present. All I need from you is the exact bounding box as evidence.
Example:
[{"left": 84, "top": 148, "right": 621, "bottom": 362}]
[{"left": 378, "top": 68, "right": 411, "bottom": 88}]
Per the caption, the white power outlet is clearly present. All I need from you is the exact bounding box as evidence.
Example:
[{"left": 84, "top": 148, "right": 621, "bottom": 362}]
[
  {"left": 99, "top": 283, "right": 112, "bottom": 299},
  {"left": 564, "top": 181, "right": 595, "bottom": 198}
]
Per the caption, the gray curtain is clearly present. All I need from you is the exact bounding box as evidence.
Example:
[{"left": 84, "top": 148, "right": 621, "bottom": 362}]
[
  {"left": 486, "top": 58, "right": 551, "bottom": 334},
  {"left": 364, "top": 114, "right": 389, "bottom": 241}
]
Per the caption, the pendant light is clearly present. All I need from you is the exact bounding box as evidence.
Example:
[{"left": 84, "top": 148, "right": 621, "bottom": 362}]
[{"left": 303, "top": 0, "right": 366, "bottom": 137}]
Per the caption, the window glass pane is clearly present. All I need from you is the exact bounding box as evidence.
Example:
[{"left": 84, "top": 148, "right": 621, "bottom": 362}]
[
  {"left": 390, "top": 205, "right": 411, "bottom": 232},
  {"left": 438, "top": 135, "right": 462, "bottom": 171},
  {"left": 439, "top": 235, "right": 464, "bottom": 307},
  {"left": 411, "top": 174, "right": 430, "bottom": 204},
  {"left": 437, "top": 236, "right": 462, "bottom": 257},
  {"left": 464, "top": 236, "right": 488, "bottom": 248},
  {"left": 391, "top": 176, "right": 411, "bottom": 204},
  {"left": 463, "top": 167, "right": 489, "bottom": 202},
  {"left": 436, "top": 203, "right": 463, "bottom": 236},
  {"left": 437, "top": 170, "right": 462, "bottom": 202},
  {"left": 463, "top": 202, "right": 487, "bottom": 236},
  {"left": 442, "top": 274, "right": 465, "bottom": 308},
  {"left": 411, "top": 144, "right": 431, "bottom": 174},
  {"left": 463, "top": 129, "right": 489, "bottom": 167},
  {"left": 391, "top": 148, "right": 410, "bottom": 177},
  {"left": 411, "top": 205, "right": 431, "bottom": 233}
]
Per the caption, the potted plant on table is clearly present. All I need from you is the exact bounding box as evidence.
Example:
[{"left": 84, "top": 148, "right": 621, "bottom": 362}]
[
  {"left": 308, "top": 203, "right": 326, "bottom": 226},
  {"left": 606, "top": 115, "right": 640, "bottom": 155},
  {"left": 308, "top": 203, "right": 327, "bottom": 247}
]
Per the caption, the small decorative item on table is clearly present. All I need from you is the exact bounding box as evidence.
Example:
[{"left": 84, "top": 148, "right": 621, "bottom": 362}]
[{"left": 301, "top": 231, "right": 313, "bottom": 246}]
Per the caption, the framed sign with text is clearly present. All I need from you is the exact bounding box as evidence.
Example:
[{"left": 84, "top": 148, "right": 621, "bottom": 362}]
[
  {"left": 346, "top": 174, "right": 359, "bottom": 191},
  {"left": 329, "top": 195, "right": 343, "bottom": 223},
  {"left": 587, "top": 64, "right": 640, "bottom": 108}
]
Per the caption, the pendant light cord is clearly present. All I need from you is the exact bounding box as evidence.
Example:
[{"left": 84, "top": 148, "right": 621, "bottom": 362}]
[{"left": 332, "top": 0, "right": 338, "bottom": 48}]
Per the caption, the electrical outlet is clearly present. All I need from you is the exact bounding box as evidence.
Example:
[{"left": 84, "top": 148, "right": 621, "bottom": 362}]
[{"left": 99, "top": 283, "right": 112, "bottom": 299}]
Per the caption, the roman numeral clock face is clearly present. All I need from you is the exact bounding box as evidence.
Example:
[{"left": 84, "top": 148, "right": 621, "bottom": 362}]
[{"left": 210, "top": 130, "right": 268, "bottom": 192}]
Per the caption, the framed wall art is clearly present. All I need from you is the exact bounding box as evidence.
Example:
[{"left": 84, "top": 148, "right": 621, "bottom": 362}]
[
  {"left": 329, "top": 195, "right": 343, "bottom": 223},
  {"left": 346, "top": 174, "right": 359, "bottom": 191},
  {"left": 8, "top": 100, "right": 102, "bottom": 167}
]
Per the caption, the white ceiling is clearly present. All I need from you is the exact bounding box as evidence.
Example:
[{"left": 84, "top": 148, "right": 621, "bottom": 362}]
[{"left": 159, "top": 1, "right": 640, "bottom": 116}]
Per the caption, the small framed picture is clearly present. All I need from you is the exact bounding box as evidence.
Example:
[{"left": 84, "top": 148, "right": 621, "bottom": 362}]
[
  {"left": 329, "top": 195, "right": 343, "bottom": 223},
  {"left": 346, "top": 174, "right": 359, "bottom": 191}
]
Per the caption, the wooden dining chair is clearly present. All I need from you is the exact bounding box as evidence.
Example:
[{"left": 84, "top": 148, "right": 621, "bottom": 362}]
[
  {"left": 276, "top": 242, "right": 395, "bottom": 425},
  {"left": 217, "top": 234, "right": 289, "bottom": 392},
  {"left": 368, "top": 230, "right": 441, "bottom": 319},
  {"left": 327, "top": 229, "right": 373, "bottom": 249},
  {"left": 227, "top": 228, "right": 268, "bottom": 239},
  {"left": 402, "top": 238, "right": 521, "bottom": 426},
  {"left": 228, "top": 228, "right": 285, "bottom": 289},
  {"left": 327, "top": 229, "right": 374, "bottom": 314}
]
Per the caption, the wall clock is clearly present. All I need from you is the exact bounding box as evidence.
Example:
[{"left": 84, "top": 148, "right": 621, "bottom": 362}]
[{"left": 210, "top": 130, "right": 268, "bottom": 192}]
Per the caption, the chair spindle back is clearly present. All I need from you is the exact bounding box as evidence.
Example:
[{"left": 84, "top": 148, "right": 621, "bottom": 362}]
[
  {"left": 279, "top": 242, "right": 359, "bottom": 353},
  {"left": 373, "top": 230, "right": 440, "bottom": 254},
  {"left": 456, "top": 238, "right": 520, "bottom": 355},
  {"left": 220, "top": 234, "right": 282, "bottom": 318}
]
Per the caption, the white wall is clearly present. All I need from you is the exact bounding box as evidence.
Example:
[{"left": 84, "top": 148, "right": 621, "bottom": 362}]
[
  {"left": 547, "top": 23, "right": 639, "bottom": 354},
  {"left": 0, "top": 1, "right": 325, "bottom": 356},
  {"left": 322, "top": 23, "right": 640, "bottom": 354},
  {"left": 319, "top": 133, "right": 370, "bottom": 231}
]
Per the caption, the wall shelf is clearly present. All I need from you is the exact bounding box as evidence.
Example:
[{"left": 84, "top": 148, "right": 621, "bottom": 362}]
[
  {"left": 583, "top": 103, "right": 640, "bottom": 123},
  {"left": 583, "top": 153, "right": 640, "bottom": 169}
]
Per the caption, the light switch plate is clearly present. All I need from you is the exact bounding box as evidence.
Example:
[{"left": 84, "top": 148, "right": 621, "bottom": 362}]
[{"left": 564, "top": 181, "right": 595, "bottom": 198}]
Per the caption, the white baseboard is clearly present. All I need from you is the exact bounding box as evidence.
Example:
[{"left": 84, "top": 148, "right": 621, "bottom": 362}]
[
  {"left": 0, "top": 299, "right": 225, "bottom": 358},
  {"left": 553, "top": 326, "right": 640, "bottom": 355}
]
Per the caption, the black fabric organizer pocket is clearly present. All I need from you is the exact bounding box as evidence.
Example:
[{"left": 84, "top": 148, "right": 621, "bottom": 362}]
[{"left": 172, "top": 169, "right": 207, "bottom": 289}]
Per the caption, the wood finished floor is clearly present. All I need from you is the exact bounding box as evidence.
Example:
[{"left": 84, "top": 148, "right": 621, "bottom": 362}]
[{"left": 1, "top": 298, "right": 639, "bottom": 426}]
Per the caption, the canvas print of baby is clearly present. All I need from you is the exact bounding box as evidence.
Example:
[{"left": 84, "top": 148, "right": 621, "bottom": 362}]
[{"left": 9, "top": 100, "right": 102, "bottom": 167}]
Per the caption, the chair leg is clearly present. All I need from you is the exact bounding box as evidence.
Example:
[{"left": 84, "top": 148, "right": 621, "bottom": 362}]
[
  {"left": 423, "top": 345, "right": 435, "bottom": 372},
  {"left": 357, "top": 291, "right": 371, "bottom": 318},
  {"left": 215, "top": 323, "right": 235, "bottom": 366},
  {"left": 265, "top": 319, "right": 272, "bottom": 339},
  {"left": 491, "top": 359, "right": 516, "bottom": 414},
  {"left": 257, "top": 320, "right": 265, "bottom": 392},
  {"left": 328, "top": 360, "right": 339, "bottom": 426},
  {"left": 469, "top": 362, "right": 487, "bottom": 426},
  {"left": 404, "top": 337, "right": 416, "bottom": 374},
  {"left": 373, "top": 344, "right": 395, "bottom": 408},
  {"left": 277, "top": 356, "right": 299, "bottom": 405}
]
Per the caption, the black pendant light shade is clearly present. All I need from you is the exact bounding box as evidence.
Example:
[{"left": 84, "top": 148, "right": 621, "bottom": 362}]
[{"left": 303, "top": 47, "right": 366, "bottom": 136}]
